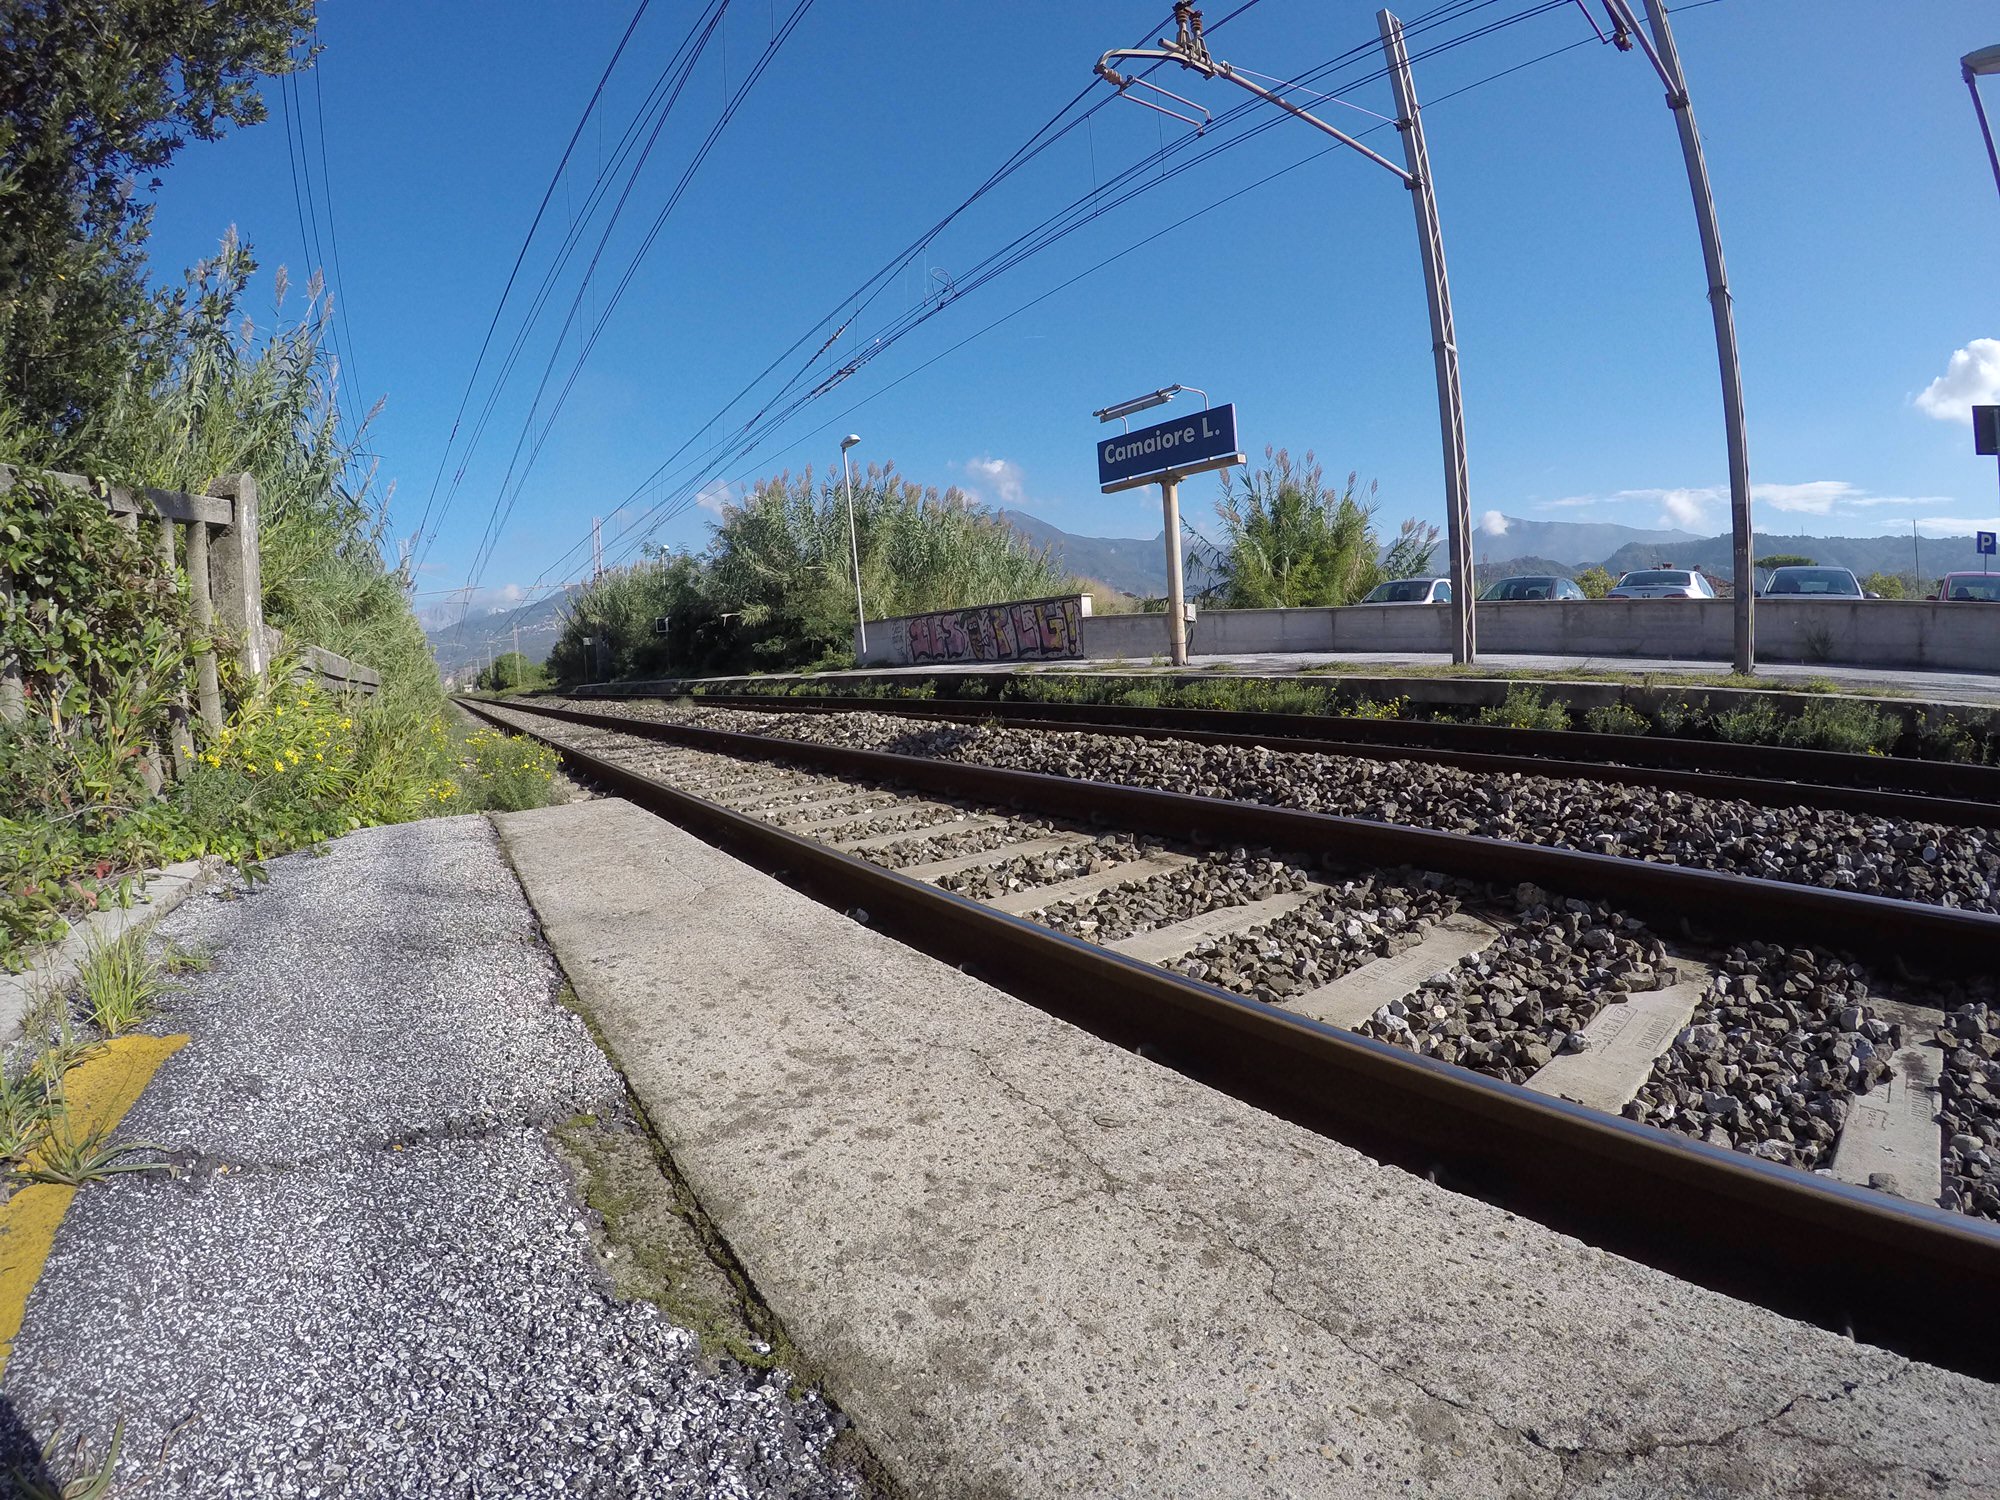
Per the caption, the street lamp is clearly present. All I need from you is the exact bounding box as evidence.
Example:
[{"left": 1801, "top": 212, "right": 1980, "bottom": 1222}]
[
  {"left": 1095, "top": 3, "right": 1478, "bottom": 664},
  {"left": 840, "top": 434, "right": 868, "bottom": 657},
  {"left": 1966, "top": 44, "right": 2000, "bottom": 202}
]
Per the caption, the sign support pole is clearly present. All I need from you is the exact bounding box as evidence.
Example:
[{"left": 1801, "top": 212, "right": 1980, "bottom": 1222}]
[{"left": 1161, "top": 476, "right": 1188, "bottom": 667}]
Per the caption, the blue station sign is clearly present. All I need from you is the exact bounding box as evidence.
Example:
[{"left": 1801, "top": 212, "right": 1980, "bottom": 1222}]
[{"left": 1097, "top": 403, "right": 1239, "bottom": 491}]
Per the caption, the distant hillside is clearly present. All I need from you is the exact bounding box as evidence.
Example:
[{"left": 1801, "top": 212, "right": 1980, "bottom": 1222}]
[
  {"left": 424, "top": 587, "right": 580, "bottom": 681},
  {"left": 1598, "top": 532, "right": 1992, "bottom": 583},
  {"left": 1474, "top": 556, "right": 1575, "bottom": 585},
  {"left": 999, "top": 509, "right": 1179, "bottom": 597},
  {"left": 1475, "top": 516, "right": 1699, "bottom": 567}
]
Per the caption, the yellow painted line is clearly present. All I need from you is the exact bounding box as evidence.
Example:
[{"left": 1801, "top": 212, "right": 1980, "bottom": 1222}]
[{"left": 0, "top": 1033, "right": 188, "bottom": 1376}]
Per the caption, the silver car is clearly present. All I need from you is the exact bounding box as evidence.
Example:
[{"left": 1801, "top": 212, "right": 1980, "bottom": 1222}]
[
  {"left": 1606, "top": 568, "right": 1716, "bottom": 600},
  {"left": 1362, "top": 577, "right": 1452, "bottom": 604}
]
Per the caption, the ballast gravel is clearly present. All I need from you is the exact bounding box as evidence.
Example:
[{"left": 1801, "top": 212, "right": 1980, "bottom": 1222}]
[
  {"left": 1032, "top": 851, "right": 1309, "bottom": 943},
  {"left": 0, "top": 816, "right": 867, "bottom": 1499},
  {"left": 583, "top": 701, "right": 2000, "bottom": 915},
  {"left": 1357, "top": 886, "right": 1671, "bottom": 1080},
  {"left": 1169, "top": 871, "right": 1458, "bottom": 1002},
  {"left": 1929, "top": 985, "right": 2000, "bottom": 1221}
]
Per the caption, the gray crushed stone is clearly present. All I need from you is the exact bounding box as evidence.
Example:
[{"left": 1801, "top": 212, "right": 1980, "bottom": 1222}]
[
  {"left": 551, "top": 700, "right": 2000, "bottom": 914},
  {"left": 1, "top": 815, "right": 863, "bottom": 1499}
]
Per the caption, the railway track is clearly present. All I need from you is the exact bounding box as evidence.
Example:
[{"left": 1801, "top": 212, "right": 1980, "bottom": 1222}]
[
  {"left": 658, "top": 688, "right": 2000, "bottom": 827},
  {"left": 461, "top": 693, "right": 2000, "bottom": 1384}
]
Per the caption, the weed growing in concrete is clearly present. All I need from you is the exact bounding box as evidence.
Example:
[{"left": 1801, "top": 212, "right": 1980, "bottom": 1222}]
[
  {"left": 11, "top": 1417, "right": 124, "bottom": 1500},
  {"left": 72, "top": 932, "right": 164, "bottom": 1037},
  {"left": 159, "top": 941, "right": 212, "bottom": 976},
  {"left": 0, "top": 1065, "right": 54, "bottom": 1166},
  {"left": 19, "top": 1117, "right": 167, "bottom": 1186}
]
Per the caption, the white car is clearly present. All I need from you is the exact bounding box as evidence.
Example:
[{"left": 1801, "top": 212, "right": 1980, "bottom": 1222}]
[
  {"left": 1362, "top": 577, "right": 1452, "bottom": 604},
  {"left": 1606, "top": 568, "right": 1716, "bottom": 600},
  {"left": 1760, "top": 566, "right": 1864, "bottom": 599}
]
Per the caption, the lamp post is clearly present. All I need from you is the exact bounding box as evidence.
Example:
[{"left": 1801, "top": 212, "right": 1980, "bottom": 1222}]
[
  {"left": 1094, "top": 3, "right": 1477, "bottom": 664},
  {"left": 840, "top": 434, "right": 868, "bottom": 657},
  {"left": 1967, "top": 44, "right": 2000, "bottom": 202}
]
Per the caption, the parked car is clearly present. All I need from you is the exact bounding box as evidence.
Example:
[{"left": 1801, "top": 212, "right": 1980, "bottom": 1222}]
[
  {"left": 1481, "top": 575, "right": 1586, "bottom": 602},
  {"left": 1761, "top": 565, "right": 1864, "bottom": 598},
  {"left": 1605, "top": 568, "right": 1716, "bottom": 600},
  {"left": 1931, "top": 572, "right": 2000, "bottom": 602},
  {"left": 1362, "top": 577, "right": 1452, "bottom": 604}
]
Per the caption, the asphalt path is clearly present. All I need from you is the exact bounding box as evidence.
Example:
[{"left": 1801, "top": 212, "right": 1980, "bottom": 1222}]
[{"left": 0, "top": 816, "right": 865, "bottom": 1498}]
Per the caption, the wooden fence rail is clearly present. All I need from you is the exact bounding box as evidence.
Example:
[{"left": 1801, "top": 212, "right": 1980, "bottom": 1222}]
[{"left": 0, "top": 467, "right": 379, "bottom": 782}]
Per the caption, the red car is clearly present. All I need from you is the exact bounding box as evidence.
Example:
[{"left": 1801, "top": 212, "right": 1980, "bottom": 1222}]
[{"left": 1930, "top": 572, "right": 2000, "bottom": 602}]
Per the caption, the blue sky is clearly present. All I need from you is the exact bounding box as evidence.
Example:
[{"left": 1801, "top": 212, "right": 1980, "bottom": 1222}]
[{"left": 142, "top": 0, "right": 2000, "bottom": 618}]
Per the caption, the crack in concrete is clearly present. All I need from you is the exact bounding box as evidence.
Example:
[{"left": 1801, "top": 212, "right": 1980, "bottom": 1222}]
[{"left": 151, "top": 1104, "right": 610, "bottom": 1182}]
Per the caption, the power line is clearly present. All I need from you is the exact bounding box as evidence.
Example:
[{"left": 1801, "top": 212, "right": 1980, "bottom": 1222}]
[
  {"left": 583, "top": 0, "right": 1618, "bottom": 574},
  {"left": 407, "top": 0, "right": 657, "bottom": 565},
  {"left": 417, "top": 0, "right": 734, "bottom": 587}
]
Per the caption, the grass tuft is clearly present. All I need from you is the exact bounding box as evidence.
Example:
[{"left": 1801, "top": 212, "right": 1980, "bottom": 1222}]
[
  {"left": 73, "top": 933, "right": 165, "bottom": 1037},
  {"left": 18, "top": 1117, "right": 169, "bottom": 1187},
  {"left": 11, "top": 1418, "right": 124, "bottom": 1500}
]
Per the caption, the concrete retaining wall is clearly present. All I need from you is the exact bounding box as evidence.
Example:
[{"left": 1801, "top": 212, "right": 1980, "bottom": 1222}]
[{"left": 1081, "top": 598, "right": 1998, "bottom": 672}]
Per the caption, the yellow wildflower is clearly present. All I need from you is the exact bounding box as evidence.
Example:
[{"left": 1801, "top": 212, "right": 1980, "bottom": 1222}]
[{"left": 273, "top": 758, "right": 285, "bottom": 773}]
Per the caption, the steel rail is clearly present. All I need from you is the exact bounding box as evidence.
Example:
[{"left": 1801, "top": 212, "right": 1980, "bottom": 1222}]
[
  {"left": 460, "top": 694, "right": 2000, "bottom": 1384},
  {"left": 482, "top": 694, "right": 2000, "bottom": 970},
  {"left": 644, "top": 688, "right": 2000, "bottom": 806},
  {"left": 658, "top": 691, "right": 2000, "bottom": 830}
]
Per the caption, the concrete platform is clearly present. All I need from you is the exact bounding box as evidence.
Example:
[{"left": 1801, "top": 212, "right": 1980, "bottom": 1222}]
[{"left": 498, "top": 798, "right": 2000, "bottom": 1500}]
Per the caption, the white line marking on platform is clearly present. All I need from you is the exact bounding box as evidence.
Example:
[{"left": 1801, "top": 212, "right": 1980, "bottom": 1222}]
[
  {"left": 984, "top": 853, "right": 1194, "bottom": 916},
  {"left": 1285, "top": 915, "right": 1500, "bottom": 1030},
  {"left": 1524, "top": 971, "right": 1712, "bottom": 1114},
  {"left": 1109, "top": 888, "right": 1323, "bottom": 965},
  {"left": 898, "top": 835, "right": 1094, "bottom": 882}
]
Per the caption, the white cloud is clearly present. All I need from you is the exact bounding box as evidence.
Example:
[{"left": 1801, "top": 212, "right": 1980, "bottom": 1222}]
[
  {"left": 1750, "top": 480, "right": 1857, "bottom": 515},
  {"left": 964, "top": 455, "right": 1025, "bottom": 508},
  {"left": 1655, "top": 488, "right": 1712, "bottom": 527},
  {"left": 1914, "top": 339, "right": 2000, "bottom": 424},
  {"left": 1477, "top": 510, "right": 1509, "bottom": 535},
  {"left": 1536, "top": 496, "right": 1604, "bottom": 510},
  {"left": 694, "top": 481, "right": 737, "bottom": 517}
]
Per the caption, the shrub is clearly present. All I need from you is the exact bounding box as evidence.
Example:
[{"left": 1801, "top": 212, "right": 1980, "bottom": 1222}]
[
  {"left": 454, "top": 727, "right": 560, "bottom": 813},
  {"left": 1477, "top": 687, "right": 1570, "bottom": 732},
  {"left": 1584, "top": 702, "right": 1649, "bottom": 736},
  {"left": 1712, "top": 701, "right": 1782, "bottom": 744},
  {"left": 1781, "top": 699, "right": 1900, "bottom": 756}
]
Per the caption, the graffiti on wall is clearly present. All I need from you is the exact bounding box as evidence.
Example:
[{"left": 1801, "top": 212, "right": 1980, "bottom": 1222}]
[{"left": 890, "top": 594, "right": 1086, "bottom": 665}]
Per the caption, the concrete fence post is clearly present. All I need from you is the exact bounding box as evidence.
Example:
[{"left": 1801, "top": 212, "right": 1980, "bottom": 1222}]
[
  {"left": 0, "top": 568, "right": 20, "bottom": 724},
  {"left": 207, "top": 473, "right": 266, "bottom": 685}
]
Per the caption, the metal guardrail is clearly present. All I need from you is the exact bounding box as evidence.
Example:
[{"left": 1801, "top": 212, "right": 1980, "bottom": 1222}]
[{"left": 461, "top": 693, "right": 2000, "bottom": 1384}]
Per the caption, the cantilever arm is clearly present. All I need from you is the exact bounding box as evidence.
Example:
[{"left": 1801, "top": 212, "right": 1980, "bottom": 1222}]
[{"left": 1095, "top": 44, "right": 1412, "bottom": 185}]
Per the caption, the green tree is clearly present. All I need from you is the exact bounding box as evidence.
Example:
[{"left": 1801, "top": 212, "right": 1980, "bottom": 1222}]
[
  {"left": 1213, "top": 447, "right": 1438, "bottom": 608},
  {"left": 1573, "top": 566, "right": 1614, "bottom": 599},
  {"left": 547, "top": 465, "right": 1076, "bottom": 683},
  {"left": 477, "top": 652, "right": 545, "bottom": 692},
  {"left": 0, "top": 0, "right": 314, "bottom": 439},
  {"left": 1860, "top": 571, "right": 1908, "bottom": 599},
  {"left": 1755, "top": 553, "right": 1815, "bottom": 569}
]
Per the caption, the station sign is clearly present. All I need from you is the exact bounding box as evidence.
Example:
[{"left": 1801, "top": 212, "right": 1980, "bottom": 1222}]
[
  {"left": 1975, "top": 404, "right": 2000, "bottom": 457},
  {"left": 1979, "top": 531, "right": 1997, "bottom": 557},
  {"left": 1097, "top": 403, "right": 1239, "bottom": 492}
]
